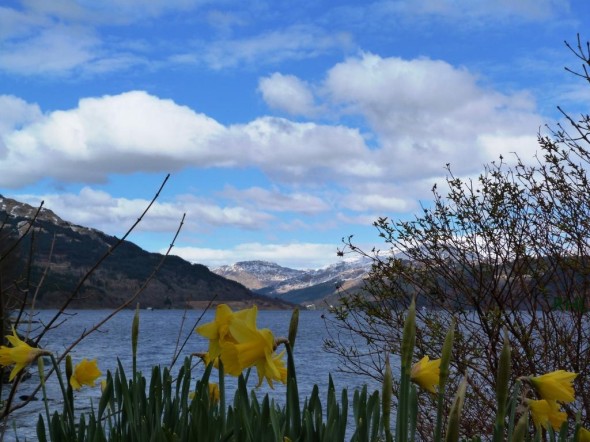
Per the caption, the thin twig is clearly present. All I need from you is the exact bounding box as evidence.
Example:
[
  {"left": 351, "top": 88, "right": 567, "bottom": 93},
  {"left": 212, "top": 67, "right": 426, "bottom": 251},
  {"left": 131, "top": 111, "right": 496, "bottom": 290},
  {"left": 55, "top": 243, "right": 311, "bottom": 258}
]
[{"left": 35, "top": 174, "right": 170, "bottom": 344}]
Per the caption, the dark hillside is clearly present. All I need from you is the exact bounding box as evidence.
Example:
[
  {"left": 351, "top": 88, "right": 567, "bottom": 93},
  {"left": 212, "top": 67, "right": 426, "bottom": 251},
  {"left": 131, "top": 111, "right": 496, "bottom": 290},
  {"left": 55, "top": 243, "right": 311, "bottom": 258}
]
[{"left": 0, "top": 196, "right": 292, "bottom": 309}]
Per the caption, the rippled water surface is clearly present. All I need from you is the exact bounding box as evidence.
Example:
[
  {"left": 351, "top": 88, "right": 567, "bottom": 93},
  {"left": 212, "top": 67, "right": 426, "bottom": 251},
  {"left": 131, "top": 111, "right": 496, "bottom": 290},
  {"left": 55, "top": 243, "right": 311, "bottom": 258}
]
[{"left": 2, "top": 308, "right": 381, "bottom": 440}]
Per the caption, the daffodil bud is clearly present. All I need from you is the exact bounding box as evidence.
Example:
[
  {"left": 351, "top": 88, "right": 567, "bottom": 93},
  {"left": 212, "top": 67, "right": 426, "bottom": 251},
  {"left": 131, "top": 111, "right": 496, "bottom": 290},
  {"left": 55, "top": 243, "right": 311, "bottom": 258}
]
[
  {"left": 288, "top": 308, "right": 299, "bottom": 350},
  {"left": 439, "top": 318, "right": 455, "bottom": 390},
  {"left": 132, "top": 303, "right": 140, "bottom": 360},
  {"left": 496, "top": 330, "right": 511, "bottom": 423},
  {"left": 445, "top": 375, "right": 467, "bottom": 442},
  {"left": 401, "top": 298, "right": 416, "bottom": 371},
  {"left": 382, "top": 354, "right": 393, "bottom": 442},
  {"left": 65, "top": 354, "right": 73, "bottom": 383},
  {"left": 511, "top": 411, "right": 528, "bottom": 442}
]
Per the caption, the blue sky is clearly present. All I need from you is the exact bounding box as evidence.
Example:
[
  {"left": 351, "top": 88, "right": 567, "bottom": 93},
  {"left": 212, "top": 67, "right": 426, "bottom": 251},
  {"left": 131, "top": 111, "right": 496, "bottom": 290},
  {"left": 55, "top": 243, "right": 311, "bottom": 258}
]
[{"left": 0, "top": 0, "right": 589, "bottom": 269}]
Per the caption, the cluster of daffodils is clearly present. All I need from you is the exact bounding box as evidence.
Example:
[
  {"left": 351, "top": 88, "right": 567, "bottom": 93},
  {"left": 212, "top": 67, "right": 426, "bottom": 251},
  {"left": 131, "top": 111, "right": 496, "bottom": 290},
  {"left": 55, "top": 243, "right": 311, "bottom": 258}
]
[
  {"left": 525, "top": 371, "right": 577, "bottom": 430},
  {"left": 196, "top": 304, "right": 287, "bottom": 388},
  {"left": 408, "top": 349, "right": 590, "bottom": 435},
  {"left": 0, "top": 327, "right": 101, "bottom": 391}
]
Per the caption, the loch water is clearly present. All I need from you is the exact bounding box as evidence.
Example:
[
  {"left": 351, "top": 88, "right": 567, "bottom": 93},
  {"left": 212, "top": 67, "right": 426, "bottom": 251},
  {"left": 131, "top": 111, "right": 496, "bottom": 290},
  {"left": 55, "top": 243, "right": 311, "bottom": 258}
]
[{"left": 2, "top": 308, "right": 382, "bottom": 440}]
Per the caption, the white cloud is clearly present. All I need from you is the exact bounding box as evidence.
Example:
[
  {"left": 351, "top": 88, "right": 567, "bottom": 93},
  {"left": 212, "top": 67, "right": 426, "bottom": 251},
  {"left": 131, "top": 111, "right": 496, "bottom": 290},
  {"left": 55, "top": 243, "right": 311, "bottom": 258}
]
[
  {"left": 394, "top": 0, "right": 568, "bottom": 21},
  {"left": 169, "top": 242, "right": 341, "bottom": 269},
  {"left": 323, "top": 53, "right": 542, "bottom": 179},
  {"left": 0, "top": 2, "right": 195, "bottom": 76},
  {"left": 0, "top": 5, "right": 48, "bottom": 40},
  {"left": 0, "top": 94, "right": 42, "bottom": 133},
  {"left": 0, "top": 91, "right": 377, "bottom": 187},
  {"left": 0, "top": 25, "right": 99, "bottom": 74},
  {"left": 0, "top": 52, "right": 546, "bottom": 215},
  {"left": 12, "top": 0, "right": 201, "bottom": 25},
  {"left": 258, "top": 73, "right": 318, "bottom": 116},
  {"left": 342, "top": 193, "right": 411, "bottom": 213},
  {"left": 16, "top": 187, "right": 274, "bottom": 235},
  {"left": 225, "top": 116, "right": 374, "bottom": 181},
  {"left": 221, "top": 186, "right": 330, "bottom": 214},
  {"left": 336, "top": 212, "right": 382, "bottom": 226},
  {"left": 0, "top": 91, "right": 226, "bottom": 186},
  {"left": 194, "top": 25, "right": 353, "bottom": 70}
]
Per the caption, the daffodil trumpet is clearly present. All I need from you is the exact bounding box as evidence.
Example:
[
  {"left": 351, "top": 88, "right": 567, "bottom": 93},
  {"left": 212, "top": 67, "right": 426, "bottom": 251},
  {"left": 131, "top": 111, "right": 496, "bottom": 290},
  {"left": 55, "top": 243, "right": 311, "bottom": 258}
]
[
  {"left": 527, "top": 370, "right": 577, "bottom": 403},
  {"left": 0, "top": 327, "right": 51, "bottom": 381}
]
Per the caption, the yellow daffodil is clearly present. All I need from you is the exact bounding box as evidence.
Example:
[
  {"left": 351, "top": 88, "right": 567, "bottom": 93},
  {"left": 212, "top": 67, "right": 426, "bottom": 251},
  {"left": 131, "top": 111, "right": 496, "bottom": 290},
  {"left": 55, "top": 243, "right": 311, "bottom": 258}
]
[
  {"left": 529, "top": 370, "right": 577, "bottom": 403},
  {"left": 0, "top": 327, "right": 50, "bottom": 381},
  {"left": 527, "top": 399, "right": 567, "bottom": 431},
  {"left": 578, "top": 427, "right": 590, "bottom": 442},
  {"left": 70, "top": 358, "right": 102, "bottom": 390},
  {"left": 188, "top": 383, "right": 220, "bottom": 405},
  {"left": 208, "top": 382, "right": 220, "bottom": 404},
  {"left": 229, "top": 316, "right": 287, "bottom": 387},
  {"left": 196, "top": 304, "right": 258, "bottom": 363},
  {"left": 410, "top": 355, "right": 441, "bottom": 393},
  {"left": 256, "top": 350, "right": 288, "bottom": 388},
  {"left": 196, "top": 304, "right": 288, "bottom": 387}
]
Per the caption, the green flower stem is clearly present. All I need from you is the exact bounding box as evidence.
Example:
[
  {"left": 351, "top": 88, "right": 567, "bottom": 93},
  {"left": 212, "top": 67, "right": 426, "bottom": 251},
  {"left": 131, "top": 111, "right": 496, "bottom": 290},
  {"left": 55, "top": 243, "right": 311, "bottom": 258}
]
[
  {"left": 445, "top": 376, "right": 467, "bottom": 442},
  {"left": 50, "top": 354, "right": 75, "bottom": 433},
  {"left": 37, "top": 357, "right": 53, "bottom": 441},
  {"left": 506, "top": 380, "right": 521, "bottom": 441},
  {"left": 435, "top": 319, "right": 455, "bottom": 442},
  {"left": 511, "top": 411, "right": 528, "bottom": 442},
  {"left": 288, "top": 308, "right": 299, "bottom": 350},
  {"left": 218, "top": 358, "right": 226, "bottom": 434},
  {"left": 493, "top": 331, "right": 511, "bottom": 442},
  {"left": 397, "top": 299, "right": 416, "bottom": 442},
  {"left": 409, "top": 384, "right": 417, "bottom": 442},
  {"left": 285, "top": 341, "right": 301, "bottom": 437},
  {"left": 382, "top": 355, "right": 393, "bottom": 442},
  {"left": 132, "top": 304, "right": 140, "bottom": 376}
]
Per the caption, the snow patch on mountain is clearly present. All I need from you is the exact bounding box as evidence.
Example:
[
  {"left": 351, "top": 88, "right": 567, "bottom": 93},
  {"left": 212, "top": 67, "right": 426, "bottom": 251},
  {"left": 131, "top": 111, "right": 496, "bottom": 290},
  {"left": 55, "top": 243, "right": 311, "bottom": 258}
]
[
  {"left": 213, "top": 256, "right": 374, "bottom": 301},
  {"left": 0, "top": 194, "right": 103, "bottom": 238}
]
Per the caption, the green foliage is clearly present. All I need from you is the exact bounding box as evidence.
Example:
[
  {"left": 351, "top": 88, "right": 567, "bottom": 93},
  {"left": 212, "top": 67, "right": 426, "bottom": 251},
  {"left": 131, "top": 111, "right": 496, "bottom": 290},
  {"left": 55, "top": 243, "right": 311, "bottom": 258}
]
[
  {"left": 35, "top": 349, "right": 384, "bottom": 442},
  {"left": 331, "top": 35, "right": 590, "bottom": 436},
  {"left": 34, "top": 302, "right": 587, "bottom": 442}
]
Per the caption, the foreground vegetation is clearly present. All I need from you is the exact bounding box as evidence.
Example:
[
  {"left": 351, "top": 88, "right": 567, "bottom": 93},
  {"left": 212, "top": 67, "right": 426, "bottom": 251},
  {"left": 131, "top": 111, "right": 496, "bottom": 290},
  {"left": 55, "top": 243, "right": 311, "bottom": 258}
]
[
  {"left": 330, "top": 35, "right": 590, "bottom": 437},
  {"left": 0, "top": 302, "right": 585, "bottom": 441}
]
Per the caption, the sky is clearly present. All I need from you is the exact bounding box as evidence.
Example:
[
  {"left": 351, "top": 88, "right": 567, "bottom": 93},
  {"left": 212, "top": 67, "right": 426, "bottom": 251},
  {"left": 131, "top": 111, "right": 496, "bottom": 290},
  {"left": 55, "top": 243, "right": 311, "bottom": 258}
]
[{"left": 0, "top": 0, "right": 589, "bottom": 270}]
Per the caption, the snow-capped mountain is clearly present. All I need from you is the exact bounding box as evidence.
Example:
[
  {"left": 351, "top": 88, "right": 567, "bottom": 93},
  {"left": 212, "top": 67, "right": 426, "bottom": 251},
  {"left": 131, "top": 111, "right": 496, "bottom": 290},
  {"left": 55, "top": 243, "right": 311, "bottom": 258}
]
[
  {"left": 212, "top": 260, "right": 306, "bottom": 290},
  {"left": 213, "top": 256, "right": 374, "bottom": 305}
]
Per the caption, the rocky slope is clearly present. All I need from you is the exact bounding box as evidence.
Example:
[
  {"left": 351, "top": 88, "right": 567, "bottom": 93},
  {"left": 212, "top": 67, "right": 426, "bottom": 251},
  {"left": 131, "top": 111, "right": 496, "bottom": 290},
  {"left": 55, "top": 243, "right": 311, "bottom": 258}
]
[
  {"left": 213, "top": 258, "right": 372, "bottom": 305},
  {"left": 0, "top": 195, "right": 292, "bottom": 310},
  {"left": 212, "top": 261, "right": 306, "bottom": 290}
]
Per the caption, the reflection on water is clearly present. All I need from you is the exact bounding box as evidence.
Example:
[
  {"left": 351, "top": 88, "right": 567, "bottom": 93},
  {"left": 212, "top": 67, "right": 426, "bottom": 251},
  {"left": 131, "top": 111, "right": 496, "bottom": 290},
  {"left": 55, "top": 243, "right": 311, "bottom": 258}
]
[{"left": 2, "top": 308, "right": 382, "bottom": 440}]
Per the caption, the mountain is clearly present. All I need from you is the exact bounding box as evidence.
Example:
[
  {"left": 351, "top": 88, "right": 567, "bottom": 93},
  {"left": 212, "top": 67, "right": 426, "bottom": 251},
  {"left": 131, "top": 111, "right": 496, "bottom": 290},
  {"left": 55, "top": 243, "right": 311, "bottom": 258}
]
[
  {"left": 0, "top": 195, "right": 293, "bottom": 310},
  {"left": 212, "top": 261, "right": 306, "bottom": 290},
  {"left": 213, "top": 258, "right": 373, "bottom": 306}
]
